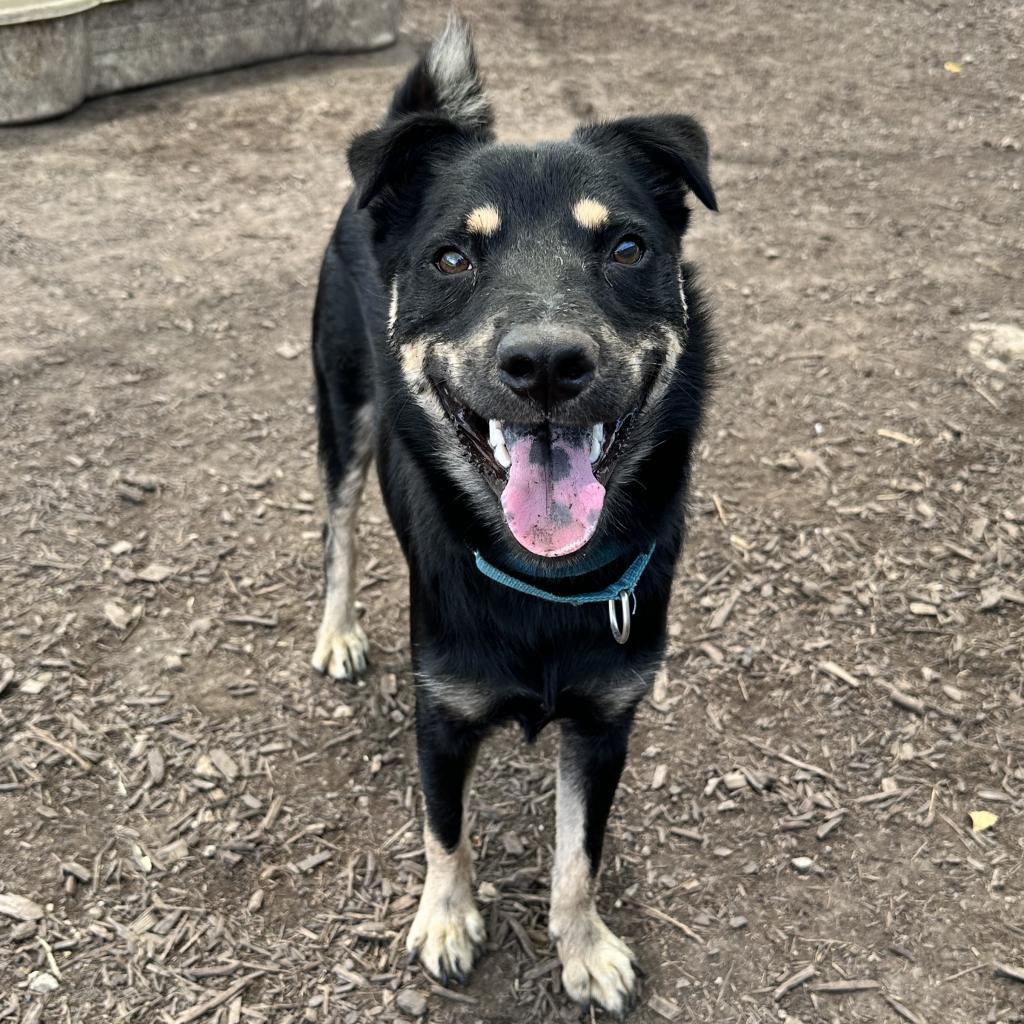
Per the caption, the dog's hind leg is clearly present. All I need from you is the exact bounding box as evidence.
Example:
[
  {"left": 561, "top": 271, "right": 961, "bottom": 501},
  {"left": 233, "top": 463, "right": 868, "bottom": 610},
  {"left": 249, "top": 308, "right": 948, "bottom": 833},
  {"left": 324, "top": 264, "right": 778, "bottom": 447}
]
[
  {"left": 550, "top": 713, "right": 639, "bottom": 1016},
  {"left": 311, "top": 381, "right": 374, "bottom": 680},
  {"left": 406, "top": 695, "right": 486, "bottom": 985}
]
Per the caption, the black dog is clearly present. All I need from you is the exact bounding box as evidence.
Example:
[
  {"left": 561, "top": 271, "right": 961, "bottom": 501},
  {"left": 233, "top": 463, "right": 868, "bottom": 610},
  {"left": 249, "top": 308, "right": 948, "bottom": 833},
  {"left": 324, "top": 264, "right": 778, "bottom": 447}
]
[{"left": 311, "top": 14, "right": 716, "bottom": 1015}]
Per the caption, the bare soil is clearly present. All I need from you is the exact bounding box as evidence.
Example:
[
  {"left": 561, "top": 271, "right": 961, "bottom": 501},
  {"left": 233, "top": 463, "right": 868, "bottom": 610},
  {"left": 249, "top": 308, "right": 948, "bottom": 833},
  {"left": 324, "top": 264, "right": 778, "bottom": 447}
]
[{"left": 1, "top": 1, "right": 1023, "bottom": 1022}]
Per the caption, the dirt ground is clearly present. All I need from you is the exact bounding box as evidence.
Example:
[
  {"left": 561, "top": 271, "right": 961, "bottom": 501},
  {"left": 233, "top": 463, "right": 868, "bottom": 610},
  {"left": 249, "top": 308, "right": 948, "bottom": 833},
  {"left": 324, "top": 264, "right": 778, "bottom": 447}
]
[{"left": 1, "top": 1, "right": 1023, "bottom": 1022}]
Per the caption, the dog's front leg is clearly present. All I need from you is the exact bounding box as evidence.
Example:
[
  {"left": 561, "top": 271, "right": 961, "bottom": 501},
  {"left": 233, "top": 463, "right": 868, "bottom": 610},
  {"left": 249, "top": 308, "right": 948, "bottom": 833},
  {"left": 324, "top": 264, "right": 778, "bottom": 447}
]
[
  {"left": 406, "top": 695, "right": 486, "bottom": 985},
  {"left": 551, "top": 714, "right": 638, "bottom": 1016}
]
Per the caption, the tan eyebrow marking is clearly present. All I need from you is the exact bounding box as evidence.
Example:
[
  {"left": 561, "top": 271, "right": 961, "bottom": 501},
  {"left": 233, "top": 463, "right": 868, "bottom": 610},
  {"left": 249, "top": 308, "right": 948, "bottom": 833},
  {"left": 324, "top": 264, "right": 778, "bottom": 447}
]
[
  {"left": 465, "top": 204, "right": 501, "bottom": 236},
  {"left": 572, "top": 197, "right": 610, "bottom": 230}
]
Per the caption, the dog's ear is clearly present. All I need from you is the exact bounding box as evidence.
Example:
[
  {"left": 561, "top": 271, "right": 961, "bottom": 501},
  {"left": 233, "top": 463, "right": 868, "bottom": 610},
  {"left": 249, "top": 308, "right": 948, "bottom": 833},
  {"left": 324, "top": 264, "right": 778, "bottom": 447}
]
[
  {"left": 348, "top": 12, "right": 494, "bottom": 213},
  {"left": 574, "top": 115, "right": 718, "bottom": 216},
  {"left": 388, "top": 11, "right": 494, "bottom": 133},
  {"left": 348, "top": 114, "right": 471, "bottom": 211}
]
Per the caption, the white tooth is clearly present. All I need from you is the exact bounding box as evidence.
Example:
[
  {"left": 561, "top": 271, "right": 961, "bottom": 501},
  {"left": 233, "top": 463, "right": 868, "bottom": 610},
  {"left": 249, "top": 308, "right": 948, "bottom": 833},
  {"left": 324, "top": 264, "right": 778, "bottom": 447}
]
[
  {"left": 488, "top": 418, "right": 504, "bottom": 449},
  {"left": 590, "top": 423, "right": 604, "bottom": 464},
  {"left": 494, "top": 441, "right": 511, "bottom": 469}
]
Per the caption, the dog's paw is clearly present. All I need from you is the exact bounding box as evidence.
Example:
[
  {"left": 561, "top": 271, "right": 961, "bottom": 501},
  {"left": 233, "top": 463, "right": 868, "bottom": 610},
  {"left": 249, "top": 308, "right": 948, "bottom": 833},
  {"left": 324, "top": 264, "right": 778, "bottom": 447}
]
[
  {"left": 407, "top": 888, "right": 485, "bottom": 986},
  {"left": 311, "top": 620, "right": 369, "bottom": 680},
  {"left": 553, "top": 912, "right": 638, "bottom": 1017}
]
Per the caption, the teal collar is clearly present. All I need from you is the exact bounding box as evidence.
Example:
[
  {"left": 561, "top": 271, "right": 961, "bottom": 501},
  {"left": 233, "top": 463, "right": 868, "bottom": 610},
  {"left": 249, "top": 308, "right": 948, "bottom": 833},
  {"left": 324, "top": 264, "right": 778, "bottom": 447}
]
[{"left": 472, "top": 542, "right": 656, "bottom": 644}]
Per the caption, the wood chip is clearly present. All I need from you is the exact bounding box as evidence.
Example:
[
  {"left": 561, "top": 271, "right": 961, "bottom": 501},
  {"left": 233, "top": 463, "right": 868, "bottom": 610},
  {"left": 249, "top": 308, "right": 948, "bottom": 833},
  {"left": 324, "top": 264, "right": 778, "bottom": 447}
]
[
  {"left": 817, "top": 660, "right": 860, "bottom": 688},
  {"left": 881, "top": 683, "right": 926, "bottom": 716},
  {"left": 743, "top": 735, "right": 841, "bottom": 787},
  {"left": 24, "top": 724, "right": 92, "bottom": 771},
  {"left": 877, "top": 428, "right": 920, "bottom": 446},
  {"left": 627, "top": 900, "right": 703, "bottom": 944},
  {"left": 773, "top": 964, "right": 816, "bottom": 1000},
  {"left": 995, "top": 962, "right": 1024, "bottom": 984},
  {"left": 223, "top": 614, "right": 278, "bottom": 628},
  {"left": 171, "top": 972, "right": 263, "bottom": 1024},
  {"left": 60, "top": 861, "right": 92, "bottom": 883},
  {"left": 708, "top": 589, "right": 740, "bottom": 630},
  {"left": 0, "top": 893, "right": 45, "bottom": 921},
  {"left": 136, "top": 563, "right": 175, "bottom": 583},
  {"left": 883, "top": 993, "right": 929, "bottom": 1024},
  {"left": 809, "top": 979, "right": 881, "bottom": 993},
  {"left": 293, "top": 851, "right": 332, "bottom": 874},
  {"left": 148, "top": 747, "right": 165, "bottom": 786}
]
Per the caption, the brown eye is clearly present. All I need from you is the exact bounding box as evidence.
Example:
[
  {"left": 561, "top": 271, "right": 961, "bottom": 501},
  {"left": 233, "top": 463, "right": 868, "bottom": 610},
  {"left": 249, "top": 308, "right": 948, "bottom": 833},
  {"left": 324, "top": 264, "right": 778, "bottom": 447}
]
[
  {"left": 436, "top": 248, "right": 472, "bottom": 274},
  {"left": 611, "top": 238, "right": 644, "bottom": 265}
]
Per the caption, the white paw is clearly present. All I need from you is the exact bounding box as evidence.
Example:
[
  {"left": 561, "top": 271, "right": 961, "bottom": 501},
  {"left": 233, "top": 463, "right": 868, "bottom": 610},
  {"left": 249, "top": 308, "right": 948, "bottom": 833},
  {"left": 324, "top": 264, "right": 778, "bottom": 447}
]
[
  {"left": 552, "top": 911, "right": 637, "bottom": 1016},
  {"left": 407, "top": 887, "right": 485, "bottom": 986},
  {"left": 311, "top": 620, "right": 369, "bottom": 679}
]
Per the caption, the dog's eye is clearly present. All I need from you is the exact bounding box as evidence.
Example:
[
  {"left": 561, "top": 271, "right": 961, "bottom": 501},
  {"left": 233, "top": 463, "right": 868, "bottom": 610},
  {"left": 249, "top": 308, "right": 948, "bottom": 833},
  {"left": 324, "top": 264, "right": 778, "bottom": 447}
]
[
  {"left": 435, "top": 249, "right": 473, "bottom": 275},
  {"left": 611, "top": 238, "right": 644, "bottom": 266}
]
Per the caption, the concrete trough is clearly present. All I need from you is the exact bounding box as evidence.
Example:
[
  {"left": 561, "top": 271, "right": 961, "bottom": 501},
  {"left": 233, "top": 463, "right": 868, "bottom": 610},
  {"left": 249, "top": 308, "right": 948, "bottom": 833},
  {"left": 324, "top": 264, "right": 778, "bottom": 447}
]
[{"left": 0, "top": 0, "right": 401, "bottom": 124}]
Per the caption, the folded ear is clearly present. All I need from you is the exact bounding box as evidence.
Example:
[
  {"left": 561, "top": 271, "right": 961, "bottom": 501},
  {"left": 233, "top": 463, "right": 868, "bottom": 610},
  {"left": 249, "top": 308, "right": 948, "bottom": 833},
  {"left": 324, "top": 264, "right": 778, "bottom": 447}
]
[
  {"left": 347, "top": 12, "right": 493, "bottom": 217},
  {"left": 348, "top": 114, "right": 471, "bottom": 211},
  {"left": 574, "top": 115, "right": 718, "bottom": 215}
]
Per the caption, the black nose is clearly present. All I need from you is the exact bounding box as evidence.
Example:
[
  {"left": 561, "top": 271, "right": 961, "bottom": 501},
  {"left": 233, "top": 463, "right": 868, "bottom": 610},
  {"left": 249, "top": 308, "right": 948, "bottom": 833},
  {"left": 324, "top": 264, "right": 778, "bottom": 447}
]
[{"left": 497, "top": 327, "right": 597, "bottom": 407}]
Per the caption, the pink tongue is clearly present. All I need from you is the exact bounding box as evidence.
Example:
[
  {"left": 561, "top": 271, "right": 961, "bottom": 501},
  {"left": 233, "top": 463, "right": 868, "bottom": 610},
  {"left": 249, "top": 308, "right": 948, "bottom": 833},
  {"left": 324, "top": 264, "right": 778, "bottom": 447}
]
[{"left": 500, "top": 424, "right": 606, "bottom": 558}]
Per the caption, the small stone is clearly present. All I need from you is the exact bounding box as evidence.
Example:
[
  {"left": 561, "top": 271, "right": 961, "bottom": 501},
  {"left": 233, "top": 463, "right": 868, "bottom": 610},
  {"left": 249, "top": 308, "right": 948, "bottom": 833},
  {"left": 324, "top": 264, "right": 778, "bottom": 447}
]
[
  {"left": 395, "top": 988, "right": 428, "bottom": 1018},
  {"left": 651, "top": 764, "right": 668, "bottom": 790},
  {"left": 19, "top": 674, "right": 50, "bottom": 695},
  {"left": 209, "top": 748, "right": 238, "bottom": 783},
  {"left": 502, "top": 832, "right": 525, "bottom": 856},
  {"left": 721, "top": 771, "right": 747, "bottom": 791},
  {"left": 791, "top": 856, "right": 814, "bottom": 874},
  {"left": 162, "top": 654, "right": 184, "bottom": 673},
  {"left": 28, "top": 971, "right": 59, "bottom": 994},
  {"left": 104, "top": 602, "right": 131, "bottom": 630},
  {"left": 729, "top": 915, "right": 748, "bottom": 929},
  {"left": 648, "top": 993, "right": 682, "bottom": 1020}
]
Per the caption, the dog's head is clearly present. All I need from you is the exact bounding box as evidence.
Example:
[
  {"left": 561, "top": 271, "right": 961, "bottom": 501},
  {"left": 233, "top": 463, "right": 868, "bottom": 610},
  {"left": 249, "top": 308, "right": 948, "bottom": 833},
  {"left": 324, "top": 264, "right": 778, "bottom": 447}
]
[{"left": 349, "top": 14, "right": 716, "bottom": 560}]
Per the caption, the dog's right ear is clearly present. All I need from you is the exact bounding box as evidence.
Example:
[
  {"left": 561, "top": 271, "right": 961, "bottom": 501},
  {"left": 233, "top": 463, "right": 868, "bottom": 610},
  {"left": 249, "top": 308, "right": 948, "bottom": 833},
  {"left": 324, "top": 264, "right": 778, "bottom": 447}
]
[
  {"left": 348, "top": 114, "right": 471, "bottom": 211},
  {"left": 388, "top": 11, "right": 493, "bottom": 132},
  {"left": 348, "top": 12, "right": 494, "bottom": 213}
]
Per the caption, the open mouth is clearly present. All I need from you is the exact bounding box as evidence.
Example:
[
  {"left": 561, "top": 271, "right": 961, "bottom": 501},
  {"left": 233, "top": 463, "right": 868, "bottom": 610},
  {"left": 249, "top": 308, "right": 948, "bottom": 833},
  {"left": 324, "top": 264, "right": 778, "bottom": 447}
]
[{"left": 434, "top": 383, "right": 639, "bottom": 558}]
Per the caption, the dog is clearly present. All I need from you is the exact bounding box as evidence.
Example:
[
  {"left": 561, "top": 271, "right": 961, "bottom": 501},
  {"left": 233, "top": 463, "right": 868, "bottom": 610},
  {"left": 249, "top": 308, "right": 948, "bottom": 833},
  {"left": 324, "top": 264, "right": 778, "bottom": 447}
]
[{"left": 310, "top": 13, "right": 716, "bottom": 1015}]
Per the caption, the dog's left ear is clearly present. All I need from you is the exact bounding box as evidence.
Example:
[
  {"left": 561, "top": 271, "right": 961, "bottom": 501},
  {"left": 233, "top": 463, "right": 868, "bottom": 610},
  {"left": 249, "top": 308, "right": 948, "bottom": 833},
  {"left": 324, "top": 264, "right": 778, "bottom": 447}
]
[{"left": 574, "top": 115, "right": 718, "bottom": 216}]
